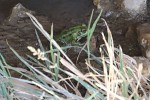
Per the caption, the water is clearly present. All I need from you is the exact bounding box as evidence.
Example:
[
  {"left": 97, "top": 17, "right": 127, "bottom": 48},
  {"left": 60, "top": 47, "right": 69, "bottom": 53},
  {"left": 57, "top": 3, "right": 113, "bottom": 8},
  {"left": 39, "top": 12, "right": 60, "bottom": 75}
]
[{"left": 19, "top": 0, "right": 94, "bottom": 30}]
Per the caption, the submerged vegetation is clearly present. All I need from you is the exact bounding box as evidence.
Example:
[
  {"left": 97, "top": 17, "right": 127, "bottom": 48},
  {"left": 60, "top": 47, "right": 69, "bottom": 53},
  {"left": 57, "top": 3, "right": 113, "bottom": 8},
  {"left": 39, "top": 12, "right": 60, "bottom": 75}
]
[{"left": 0, "top": 10, "right": 149, "bottom": 100}]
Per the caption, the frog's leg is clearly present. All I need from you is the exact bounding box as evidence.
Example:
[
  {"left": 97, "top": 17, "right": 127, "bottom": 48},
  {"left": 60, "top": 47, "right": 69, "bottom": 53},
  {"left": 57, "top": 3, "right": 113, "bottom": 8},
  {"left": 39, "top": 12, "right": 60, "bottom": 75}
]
[{"left": 76, "top": 31, "right": 87, "bottom": 41}]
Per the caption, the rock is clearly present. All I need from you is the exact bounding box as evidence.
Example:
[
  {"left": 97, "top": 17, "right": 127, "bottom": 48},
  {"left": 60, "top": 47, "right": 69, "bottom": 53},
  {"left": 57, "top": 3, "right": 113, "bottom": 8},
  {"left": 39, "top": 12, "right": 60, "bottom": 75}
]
[
  {"left": 93, "top": 0, "right": 101, "bottom": 9},
  {"left": 117, "top": 54, "right": 150, "bottom": 93},
  {"left": 133, "top": 56, "right": 150, "bottom": 96},
  {"left": 147, "top": 0, "right": 150, "bottom": 15},
  {"left": 125, "top": 25, "right": 137, "bottom": 40},
  {"left": 112, "top": 0, "right": 123, "bottom": 9},
  {"left": 116, "top": 53, "right": 150, "bottom": 77},
  {"left": 116, "top": 53, "right": 137, "bottom": 68},
  {"left": 136, "top": 23, "right": 150, "bottom": 58},
  {"left": 90, "top": 35, "right": 97, "bottom": 53},
  {"left": 93, "top": 0, "right": 123, "bottom": 10},
  {"left": 96, "top": 0, "right": 147, "bottom": 16},
  {"left": 93, "top": 0, "right": 113, "bottom": 13},
  {"left": 123, "top": 0, "right": 146, "bottom": 16},
  {"left": 8, "top": 3, "right": 35, "bottom": 25},
  {"left": 133, "top": 56, "right": 150, "bottom": 77}
]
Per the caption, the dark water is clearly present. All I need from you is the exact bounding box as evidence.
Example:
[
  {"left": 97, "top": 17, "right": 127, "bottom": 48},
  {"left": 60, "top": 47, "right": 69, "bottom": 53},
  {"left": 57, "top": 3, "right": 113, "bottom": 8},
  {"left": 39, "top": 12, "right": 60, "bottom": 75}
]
[
  {"left": 20, "top": 0, "right": 94, "bottom": 31},
  {"left": 20, "top": 0, "right": 93, "bottom": 17}
]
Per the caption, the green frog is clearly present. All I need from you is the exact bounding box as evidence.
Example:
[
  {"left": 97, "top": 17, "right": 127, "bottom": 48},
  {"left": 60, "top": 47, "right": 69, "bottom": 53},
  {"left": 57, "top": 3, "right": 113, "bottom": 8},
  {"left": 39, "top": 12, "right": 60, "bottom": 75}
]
[{"left": 55, "top": 24, "right": 87, "bottom": 45}]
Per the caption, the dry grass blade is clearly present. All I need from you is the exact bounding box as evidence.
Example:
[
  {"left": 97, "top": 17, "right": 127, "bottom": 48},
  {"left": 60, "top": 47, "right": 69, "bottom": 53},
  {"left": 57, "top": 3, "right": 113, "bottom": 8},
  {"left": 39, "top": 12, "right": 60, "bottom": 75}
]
[
  {"left": 58, "top": 53, "right": 94, "bottom": 85},
  {"left": 26, "top": 12, "right": 75, "bottom": 67}
]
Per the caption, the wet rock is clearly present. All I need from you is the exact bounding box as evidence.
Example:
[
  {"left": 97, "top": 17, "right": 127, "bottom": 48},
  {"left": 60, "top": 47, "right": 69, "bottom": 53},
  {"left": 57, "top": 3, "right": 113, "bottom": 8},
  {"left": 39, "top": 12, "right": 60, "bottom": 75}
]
[{"left": 136, "top": 23, "right": 150, "bottom": 59}]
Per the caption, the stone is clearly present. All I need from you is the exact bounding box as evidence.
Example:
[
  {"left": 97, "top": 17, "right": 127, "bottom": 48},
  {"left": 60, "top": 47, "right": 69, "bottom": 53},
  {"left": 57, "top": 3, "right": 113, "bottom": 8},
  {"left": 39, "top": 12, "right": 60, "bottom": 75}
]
[
  {"left": 93, "top": 0, "right": 101, "bottom": 9},
  {"left": 117, "top": 54, "right": 150, "bottom": 90},
  {"left": 116, "top": 53, "right": 150, "bottom": 76},
  {"left": 93, "top": 0, "right": 113, "bottom": 12},
  {"left": 147, "top": 0, "right": 150, "bottom": 15},
  {"left": 136, "top": 23, "right": 150, "bottom": 58},
  {"left": 94, "top": 0, "right": 147, "bottom": 16},
  {"left": 133, "top": 56, "right": 150, "bottom": 77},
  {"left": 8, "top": 3, "right": 35, "bottom": 25},
  {"left": 125, "top": 25, "right": 137, "bottom": 40},
  {"left": 123, "top": 0, "right": 146, "bottom": 16}
]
